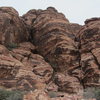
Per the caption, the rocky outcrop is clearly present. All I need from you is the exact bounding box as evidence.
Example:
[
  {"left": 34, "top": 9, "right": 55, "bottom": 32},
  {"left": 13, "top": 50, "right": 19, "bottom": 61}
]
[
  {"left": 23, "top": 7, "right": 83, "bottom": 93},
  {"left": 0, "top": 7, "right": 29, "bottom": 45},
  {"left": 78, "top": 18, "right": 100, "bottom": 88},
  {"left": 25, "top": 8, "right": 76, "bottom": 72},
  {"left": 11, "top": 42, "right": 53, "bottom": 84},
  {"left": 0, "top": 6, "right": 100, "bottom": 100},
  {"left": 0, "top": 42, "right": 53, "bottom": 91}
]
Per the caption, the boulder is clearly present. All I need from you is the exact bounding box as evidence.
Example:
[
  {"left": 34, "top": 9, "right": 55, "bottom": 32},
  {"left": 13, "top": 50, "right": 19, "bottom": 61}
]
[{"left": 29, "top": 7, "right": 81, "bottom": 74}]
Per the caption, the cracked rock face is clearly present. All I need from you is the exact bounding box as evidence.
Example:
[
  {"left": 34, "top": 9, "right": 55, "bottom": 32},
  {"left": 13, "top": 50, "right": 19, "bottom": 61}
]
[{"left": 0, "top": 6, "right": 100, "bottom": 100}]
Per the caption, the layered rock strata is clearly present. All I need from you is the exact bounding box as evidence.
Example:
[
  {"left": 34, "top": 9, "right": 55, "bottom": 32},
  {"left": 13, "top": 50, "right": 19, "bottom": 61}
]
[
  {"left": 0, "top": 7, "right": 29, "bottom": 45},
  {"left": 0, "top": 6, "right": 100, "bottom": 100},
  {"left": 78, "top": 18, "right": 100, "bottom": 88},
  {"left": 23, "top": 7, "right": 83, "bottom": 93}
]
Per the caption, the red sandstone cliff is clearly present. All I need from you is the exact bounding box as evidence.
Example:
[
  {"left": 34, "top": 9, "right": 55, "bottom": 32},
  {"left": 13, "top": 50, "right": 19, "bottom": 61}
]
[{"left": 0, "top": 7, "right": 99, "bottom": 100}]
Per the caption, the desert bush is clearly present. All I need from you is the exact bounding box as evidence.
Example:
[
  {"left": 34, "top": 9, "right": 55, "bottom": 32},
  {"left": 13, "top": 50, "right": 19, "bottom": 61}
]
[
  {"left": 94, "top": 88, "right": 100, "bottom": 100},
  {"left": 0, "top": 89, "right": 23, "bottom": 100},
  {"left": 48, "top": 91, "right": 58, "bottom": 98},
  {"left": 83, "top": 87, "right": 100, "bottom": 100},
  {"left": 6, "top": 43, "right": 19, "bottom": 50}
]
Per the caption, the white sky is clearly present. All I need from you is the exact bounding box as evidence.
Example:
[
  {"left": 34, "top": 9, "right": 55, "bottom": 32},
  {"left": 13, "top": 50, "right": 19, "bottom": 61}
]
[{"left": 0, "top": 0, "right": 100, "bottom": 25}]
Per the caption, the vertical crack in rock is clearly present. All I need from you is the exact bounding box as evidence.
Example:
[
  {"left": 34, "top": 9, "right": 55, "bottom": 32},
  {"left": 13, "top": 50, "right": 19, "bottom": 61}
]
[{"left": 23, "top": 7, "right": 83, "bottom": 94}]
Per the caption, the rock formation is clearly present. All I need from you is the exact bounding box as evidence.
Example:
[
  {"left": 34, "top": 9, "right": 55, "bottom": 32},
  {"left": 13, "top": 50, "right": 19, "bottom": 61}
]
[
  {"left": 0, "top": 7, "right": 29, "bottom": 45},
  {"left": 0, "top": 6, "right": 99, "bottom": 100},
  {"left": 78, "top": 18, "right": 100, "bottom": 88},
  {"left": 23, "top": 7, "right": 83, "bottom": 93}
]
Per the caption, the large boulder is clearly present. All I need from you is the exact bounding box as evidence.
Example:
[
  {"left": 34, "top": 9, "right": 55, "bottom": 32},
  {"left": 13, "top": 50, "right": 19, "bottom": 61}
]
[
  {"left": 23, "top": 7, "right": 79, "bottom": 72},
  {"left": 22, "top": 7, "right": 82, "bottom": 93},
  {"left": 0, "top": 7, "right": 29, "bottom": 45}
]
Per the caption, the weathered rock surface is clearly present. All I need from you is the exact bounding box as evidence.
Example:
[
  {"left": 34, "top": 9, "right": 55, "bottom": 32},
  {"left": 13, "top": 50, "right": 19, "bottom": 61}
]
[
  {"left": 11, "top": 42, "right": 53, "bottom": 84},
  {"left": 0, "top": 7, "right": 29, "bottom": 45},
  {"left": 23, "top": 89, "right": 51, "bottom": 100},
  {"left": 70, "top": 23, "right": 82, "bottom": 36},
  {"left": 23, "top": 7, "right": 83, "bottom": 93},
  {"left": 78, "top": 18, "right": 100, "bottom": 88},
  {"left": 54, "top": 73, "right": 83, "bottom": 93},
  {"left": 28, "top": 8, "right": 77, "bottom": 72},
  {"left": 0, "top": 43, "right": 53, "bottom": 91},
  {"left": 0, "top": 6, "right": 100, "bottom": 100}
]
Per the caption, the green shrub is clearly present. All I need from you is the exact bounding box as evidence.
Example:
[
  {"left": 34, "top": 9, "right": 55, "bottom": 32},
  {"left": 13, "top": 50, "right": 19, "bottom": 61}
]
[
  {"left": 48, "top": 91, "right": 58, "bottom": 98},
  {"left": 83, "top": 87, "right": 100, "bottom": 100},
  {"left": 0, "top": 89, "right": 23, "bottom": 100},
  {"left": 6, "top": 43, "right": 19, "bottom": 50},
  {"left": 0, "top": 89, "right": 10, "bottom": 100},
  {"left": 95, "top": 88, "right": 100, "bottom": 100}
]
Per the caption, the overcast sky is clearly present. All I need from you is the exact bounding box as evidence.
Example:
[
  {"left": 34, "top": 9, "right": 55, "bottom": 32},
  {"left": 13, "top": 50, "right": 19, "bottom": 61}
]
[{"left": 0, "top": 0, "right": 100, "bottom": 24}]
